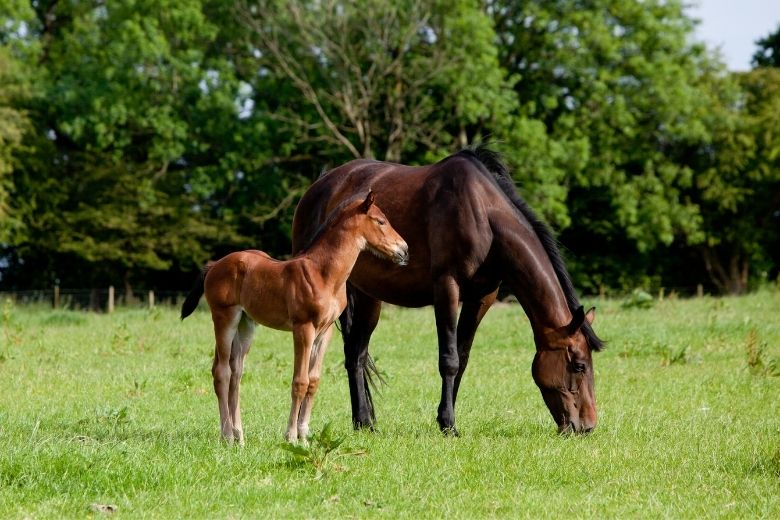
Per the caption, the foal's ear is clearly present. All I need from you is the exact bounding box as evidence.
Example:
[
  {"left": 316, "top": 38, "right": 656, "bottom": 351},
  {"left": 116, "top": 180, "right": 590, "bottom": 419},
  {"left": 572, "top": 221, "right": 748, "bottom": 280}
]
[{"left": 361, "top": 190, "right": 375, "bottom": 212}]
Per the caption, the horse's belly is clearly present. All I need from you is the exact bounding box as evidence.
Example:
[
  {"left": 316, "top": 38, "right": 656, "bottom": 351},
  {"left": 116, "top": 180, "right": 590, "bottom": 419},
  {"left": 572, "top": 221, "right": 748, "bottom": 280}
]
[
  {"left": 349, "top": 253, "right": 500, "bottom": 307},
  {"left": 348, "top": 257, "right": 434, "bottom": 307}
]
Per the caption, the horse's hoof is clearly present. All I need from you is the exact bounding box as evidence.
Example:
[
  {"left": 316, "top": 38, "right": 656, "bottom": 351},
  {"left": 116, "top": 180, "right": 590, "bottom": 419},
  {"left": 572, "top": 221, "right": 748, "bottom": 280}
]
[
  {"left": 441, "top": 426, "right": 459, "bottom": 437},
  {"left": 352, "top": 419, "right": 375, "bottom": 432}
]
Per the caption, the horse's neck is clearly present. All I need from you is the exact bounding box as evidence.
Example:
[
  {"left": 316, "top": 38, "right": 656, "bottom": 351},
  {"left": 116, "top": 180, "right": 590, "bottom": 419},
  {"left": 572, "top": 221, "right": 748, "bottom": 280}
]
[
  {"left": 497, "top": 227, "right": 571, "bottom": 333},
  {"left": 304, "top": 226, "right": 362, "bottom": 291}
]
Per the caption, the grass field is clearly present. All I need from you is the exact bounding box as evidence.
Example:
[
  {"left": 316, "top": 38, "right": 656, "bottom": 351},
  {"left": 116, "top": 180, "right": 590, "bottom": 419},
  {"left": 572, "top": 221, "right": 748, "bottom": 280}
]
[{"left": 1, "top": 290, "right": 779, "bottom": 518}]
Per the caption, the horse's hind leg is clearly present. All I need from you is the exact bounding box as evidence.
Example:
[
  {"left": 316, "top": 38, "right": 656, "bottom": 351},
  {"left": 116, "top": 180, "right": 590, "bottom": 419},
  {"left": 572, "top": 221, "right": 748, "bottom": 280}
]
[
  {"left": 297, "top": 324, "right": 334, "bottom": 440},
  {"left": 229, "top": 312, "right": 255, "bottom": 445},
  {"left": 211, "top": 306, "right": 242, "bottom": 442}
]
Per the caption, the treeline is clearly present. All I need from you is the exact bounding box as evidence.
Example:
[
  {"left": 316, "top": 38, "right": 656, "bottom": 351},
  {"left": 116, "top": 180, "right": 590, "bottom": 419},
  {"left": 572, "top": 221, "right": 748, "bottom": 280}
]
[{"left": 1, "top": 0, "right": 779, "bottom": 296}]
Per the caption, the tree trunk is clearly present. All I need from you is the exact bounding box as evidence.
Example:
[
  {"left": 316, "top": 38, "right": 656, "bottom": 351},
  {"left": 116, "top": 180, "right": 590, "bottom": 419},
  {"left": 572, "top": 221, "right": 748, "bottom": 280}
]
[{"left": 124, "top": 271, "right": 135, "bottom": 304}]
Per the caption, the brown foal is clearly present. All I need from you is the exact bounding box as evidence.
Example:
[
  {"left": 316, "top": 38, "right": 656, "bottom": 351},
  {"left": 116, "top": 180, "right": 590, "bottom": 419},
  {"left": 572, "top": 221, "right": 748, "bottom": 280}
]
[{"left": 181, "top": 192, "right": 408, "bottom": 443}]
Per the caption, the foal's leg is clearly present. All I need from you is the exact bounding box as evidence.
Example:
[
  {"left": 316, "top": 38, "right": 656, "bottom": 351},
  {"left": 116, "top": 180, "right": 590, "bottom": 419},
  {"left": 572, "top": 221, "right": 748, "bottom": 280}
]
[
  {"left": 229, "top": 313, "right": 255, "bottom": 445},
  {"left": 433, "top": 273, "right": 461, "bottom": 434},
  {"left": 452, "top": 290, "right": 497, "bottom": 407},
  {"left": 211, "top": 306, "right": 242, "bottom": 442},
  {"left": 286, "top": 323, "right": 315, "bottom": 442},
  {"left": 297, "top": 324, "right": 334, "bottom": 439},
  {"left": 340, "top": 285, "right": 382, "bottom": 430}
]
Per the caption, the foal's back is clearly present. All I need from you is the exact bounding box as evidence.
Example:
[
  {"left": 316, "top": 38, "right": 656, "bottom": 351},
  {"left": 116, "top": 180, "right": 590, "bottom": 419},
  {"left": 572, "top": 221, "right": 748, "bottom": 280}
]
[{"left": 204, "top": 250, "right": 297, "bottom": 331}]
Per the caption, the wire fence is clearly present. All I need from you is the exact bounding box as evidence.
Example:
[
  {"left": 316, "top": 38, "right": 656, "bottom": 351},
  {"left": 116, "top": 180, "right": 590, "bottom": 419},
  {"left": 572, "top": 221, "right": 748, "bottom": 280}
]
[
  {"left": 0, "top": 282, "right": 731, "bottom": 314},
  {"left": 0, "top": 287, "right": 187, "bottom": 312}
]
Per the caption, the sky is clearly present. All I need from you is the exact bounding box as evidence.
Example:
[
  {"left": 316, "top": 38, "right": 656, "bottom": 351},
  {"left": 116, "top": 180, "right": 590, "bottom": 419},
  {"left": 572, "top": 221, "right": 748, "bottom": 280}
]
[{"left": 688, "top": 0, "right": 780, "bottom": 71}]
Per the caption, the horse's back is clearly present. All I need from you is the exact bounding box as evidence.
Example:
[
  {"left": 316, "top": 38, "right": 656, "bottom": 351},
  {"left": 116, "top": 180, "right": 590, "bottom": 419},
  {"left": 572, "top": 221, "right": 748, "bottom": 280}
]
[{"left": 293, "top": 154, "right": 508, "bottom": 306}]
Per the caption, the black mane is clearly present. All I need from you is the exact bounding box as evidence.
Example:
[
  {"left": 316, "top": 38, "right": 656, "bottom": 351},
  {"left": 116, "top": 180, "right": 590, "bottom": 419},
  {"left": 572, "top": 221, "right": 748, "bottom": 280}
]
[{"left": 456, "top": 144, "right": 604, "bottom": 351}]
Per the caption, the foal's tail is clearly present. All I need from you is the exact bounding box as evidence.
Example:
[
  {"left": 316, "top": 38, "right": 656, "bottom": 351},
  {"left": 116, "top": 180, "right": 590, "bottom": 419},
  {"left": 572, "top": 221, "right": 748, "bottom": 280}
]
[{"left": 180, "top": 264, "right": 212, "bottom": 320}]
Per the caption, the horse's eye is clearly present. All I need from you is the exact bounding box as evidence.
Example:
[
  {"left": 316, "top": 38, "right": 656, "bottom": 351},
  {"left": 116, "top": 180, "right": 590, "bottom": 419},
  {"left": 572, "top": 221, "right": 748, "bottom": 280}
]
[
  {"left": 572, "top": 361, "right": 587, "bottom": 373},
  {"left": 377, "top": 219, "right": 386, "bottom": 226}
]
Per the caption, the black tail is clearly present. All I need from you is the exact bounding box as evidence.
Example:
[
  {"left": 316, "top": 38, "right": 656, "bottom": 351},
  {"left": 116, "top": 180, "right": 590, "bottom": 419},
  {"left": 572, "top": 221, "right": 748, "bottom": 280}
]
[
  {"left": 363, "top": 353, "right": 385, "bottom": 422},
  {"left": 180, "top": 264, "right": 211, "bottom": 320}
]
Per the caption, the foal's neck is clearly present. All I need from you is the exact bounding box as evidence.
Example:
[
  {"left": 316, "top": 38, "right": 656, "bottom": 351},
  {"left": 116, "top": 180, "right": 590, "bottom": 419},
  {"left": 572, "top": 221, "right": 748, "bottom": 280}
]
[{"left": 303, "top": 224, "right": 363, "bottom": 291}]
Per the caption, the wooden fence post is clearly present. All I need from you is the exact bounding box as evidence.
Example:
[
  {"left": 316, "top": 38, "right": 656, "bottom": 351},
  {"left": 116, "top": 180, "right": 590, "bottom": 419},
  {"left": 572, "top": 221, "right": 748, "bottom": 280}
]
[
  {"left": 696, "top": 284, "right": 704, "bottom": 298},
  {"left": 108, "top": 285, "right": 115, "bottom": 314},
  {"left": 148, "top": 290, "right": 155, "bottom": 309},
  {"left": 658, "top": 287, "right": 665, "bottom": 301},
  {"left": 53, "top": 285, "right": 60, "bottom": 309}
]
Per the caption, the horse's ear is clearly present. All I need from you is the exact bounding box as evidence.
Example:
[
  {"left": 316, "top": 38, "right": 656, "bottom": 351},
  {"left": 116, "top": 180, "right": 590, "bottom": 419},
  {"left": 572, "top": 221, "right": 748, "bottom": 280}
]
[
  {"left": 362, "top": 190, "right": 375, "bottom": 212},
  {"left": 585, "top": 306, "right": 596, "bottom": 325},
  {"left": 567, "top": 305, "right": 586, "bottom": 335}
]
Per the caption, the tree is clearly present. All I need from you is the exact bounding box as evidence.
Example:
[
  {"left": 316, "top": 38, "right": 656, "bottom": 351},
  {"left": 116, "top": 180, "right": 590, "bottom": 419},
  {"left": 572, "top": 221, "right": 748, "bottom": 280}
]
[
  {"left": 3, "top": 0, "right": 240, "bottom": 289},
  {"left": 687, "top": 68, "right": 780, "bottom": 293},
  {"left": 237, "top": 0, "right": 516, "bottom": 163},
  {"left": 0, "top": 47, "right": 31, "bottom": 241},
  {"left": 491, "top": 0, "right": 720, "bottom": 291},
  {"left": 752, "top": 23, "right": 780, "bottom": 68}
]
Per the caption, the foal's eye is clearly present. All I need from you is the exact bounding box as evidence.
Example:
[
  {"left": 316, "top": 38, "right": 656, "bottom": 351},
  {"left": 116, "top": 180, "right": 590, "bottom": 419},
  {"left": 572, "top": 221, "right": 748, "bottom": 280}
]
[{"left": 377, "top": 219, "right": 386, "bottom": 226}]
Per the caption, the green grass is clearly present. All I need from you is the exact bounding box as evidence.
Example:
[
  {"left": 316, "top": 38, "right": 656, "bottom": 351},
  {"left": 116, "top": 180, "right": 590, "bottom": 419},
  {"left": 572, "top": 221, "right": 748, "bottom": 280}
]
[{"left": 1, "top": 291, "right": 779, "bottom": 518}]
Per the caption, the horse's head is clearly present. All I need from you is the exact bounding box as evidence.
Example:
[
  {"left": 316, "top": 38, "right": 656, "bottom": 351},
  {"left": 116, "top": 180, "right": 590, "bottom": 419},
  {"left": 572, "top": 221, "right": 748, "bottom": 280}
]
[
  {"left": 532, "top": 306, "right": 598, "bottom": 434},
  {"left": 352, "top": 190, "right": 409, "bottom": 266}
]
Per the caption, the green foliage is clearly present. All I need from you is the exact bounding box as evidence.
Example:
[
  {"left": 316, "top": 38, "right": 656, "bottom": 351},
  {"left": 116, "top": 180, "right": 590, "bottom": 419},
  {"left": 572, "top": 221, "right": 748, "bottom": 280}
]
[
  {"left": 0, "top": 0, "right": 778, "bottom": 294},
  {"left": 280, "top": 422, "right": 365, "bottom": 479},
  {"left": 745, "top": 328, "right": 779, "bottom": 377},
  {"left": 752, "top": 23, "right": 780, "bottom": 67},
  {"left": 686, "top": 68, "right": 780, "bottom": 293},
  {"left": 621, "top": 289, "right": 655, "bottom": 309},
  {"left": 240, "top": 0, "right": 515, "bottom": 162},
  {"left": 0, "top": 45, "right": 33, "bottom": 238}
]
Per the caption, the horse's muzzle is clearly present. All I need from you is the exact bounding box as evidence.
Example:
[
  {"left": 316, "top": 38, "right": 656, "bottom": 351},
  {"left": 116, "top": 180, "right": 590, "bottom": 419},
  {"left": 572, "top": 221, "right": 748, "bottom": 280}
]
[{"left": 558, "top": 420, "right": 596, "bottom": 435}]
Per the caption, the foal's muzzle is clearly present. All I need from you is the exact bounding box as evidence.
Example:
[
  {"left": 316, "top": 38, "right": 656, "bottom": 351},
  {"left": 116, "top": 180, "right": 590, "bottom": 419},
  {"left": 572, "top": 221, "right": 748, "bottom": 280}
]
[{"left": 394, "top": 245, "right": 410, "bottom": 266}]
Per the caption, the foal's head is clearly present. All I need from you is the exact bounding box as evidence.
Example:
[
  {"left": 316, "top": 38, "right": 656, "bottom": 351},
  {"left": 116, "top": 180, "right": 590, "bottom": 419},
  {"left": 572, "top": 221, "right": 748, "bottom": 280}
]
[
  {"left": 531, "top": 306, "right": 598, "bottom": 434},
  {"left": 348, "top": 191, "right": 409, "bottom": 265}
]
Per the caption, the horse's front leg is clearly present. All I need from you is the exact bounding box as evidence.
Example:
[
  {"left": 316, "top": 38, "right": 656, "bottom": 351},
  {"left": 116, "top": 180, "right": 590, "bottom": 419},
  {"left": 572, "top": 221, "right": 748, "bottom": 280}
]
[
  {"left": 340, "top": 285, "right": 382, "bottom": 430},
  {"left": 297, "top": 324, "right": 334, "bottom": 440},
  {"left": 433, "top": 274, "right": 460, "bottom": 435},
  {"left": 286, "top": 322, "right": 315, "bottom": 442},
  {"left": 452, "top": 290, "right": 497, "bottom": 407}
]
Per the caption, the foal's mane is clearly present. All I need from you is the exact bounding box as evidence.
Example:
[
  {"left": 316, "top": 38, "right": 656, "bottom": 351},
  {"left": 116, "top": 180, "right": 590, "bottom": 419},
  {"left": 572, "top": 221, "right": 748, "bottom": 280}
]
[
  {"left": 298, "top": 194, "right": 364, "bottom": 254},
  {"left": 455, "top": 145, "right": 604, "bottom": 351}
]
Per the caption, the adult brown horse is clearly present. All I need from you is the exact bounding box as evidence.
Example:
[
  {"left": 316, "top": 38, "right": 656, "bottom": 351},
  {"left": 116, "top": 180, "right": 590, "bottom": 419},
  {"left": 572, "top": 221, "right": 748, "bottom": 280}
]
[
  {"left": 181, "top": 192, "right": 408, "bottom": 443},
  {"left": 292, "top": 146, "right": 603, "bottom": 435}
]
